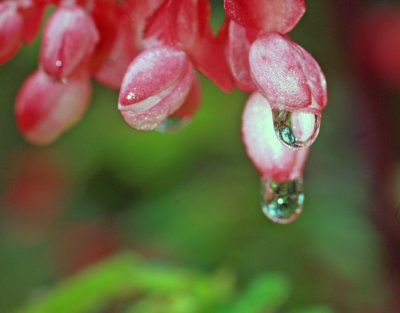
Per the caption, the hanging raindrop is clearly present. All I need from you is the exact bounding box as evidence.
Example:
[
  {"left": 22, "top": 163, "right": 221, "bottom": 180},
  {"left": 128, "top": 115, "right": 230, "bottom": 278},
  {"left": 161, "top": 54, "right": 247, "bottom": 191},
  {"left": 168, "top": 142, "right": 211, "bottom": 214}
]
[
  {"left": 156, "top": 116, "right": 189, "bottom": 133},
  {"left": 272, "top": 109, "right": 321, "bottom": 149},
  {"left": 260, "top": 178, "right": 304, "bottom": 224}
]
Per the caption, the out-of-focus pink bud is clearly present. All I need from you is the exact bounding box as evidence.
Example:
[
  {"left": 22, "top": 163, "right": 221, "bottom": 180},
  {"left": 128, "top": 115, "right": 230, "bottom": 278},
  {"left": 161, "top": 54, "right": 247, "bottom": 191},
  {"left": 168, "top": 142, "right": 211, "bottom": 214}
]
[
  {"left": 353, "top": 5, "right": 400, "bottom": 87},
  {"left": 226, "top": 20, "right": 255, "bottom": 92},
  {"left": 0, "top": 2, "right": 23, "bottom": 64},
  {"left": 249, "top": 32, "right": 327, "bottom": 114},
  {"left": 118, "top": 45, "right": 194, "bottom": 131},
  {"left": 2, "top": 149, "right": 67, "bottom": 240},
  {"left": 15, "top": 70, "right": 91, "bottom": 145},
  {"left": 224, "top": 0, "right": 306, "bottom": 34},
  {"left": 40, "top": 4, "right": 99, "bottom": 80},
  {"left": 242, "top": 92, "right": 309, "bottom": 181}
]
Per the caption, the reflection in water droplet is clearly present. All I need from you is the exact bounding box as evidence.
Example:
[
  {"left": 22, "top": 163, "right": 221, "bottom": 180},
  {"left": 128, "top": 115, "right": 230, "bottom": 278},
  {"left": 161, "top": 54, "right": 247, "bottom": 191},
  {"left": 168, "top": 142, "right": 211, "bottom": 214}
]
[
  {"left": 260, "top": 178, "right": 304, "bottom": 224},
  {"left": 272, "top": 109, "right": 321, "bottom": 149},
  {"left": 156, "top": 116, "right": 189, "bottom": 133}
]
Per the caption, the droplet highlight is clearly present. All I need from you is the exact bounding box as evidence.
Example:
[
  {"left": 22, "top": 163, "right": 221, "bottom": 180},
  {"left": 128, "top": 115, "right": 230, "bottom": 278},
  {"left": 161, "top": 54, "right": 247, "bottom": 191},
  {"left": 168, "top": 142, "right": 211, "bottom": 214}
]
[
  {"left": 260, "top": 178, "right": 304, "bottom": 224},
  {"left": 156, "top": 116, "right": 189, "bottom": 133},
  {"left": 272, "top": 109, "right": 321, "bottom": 149}
]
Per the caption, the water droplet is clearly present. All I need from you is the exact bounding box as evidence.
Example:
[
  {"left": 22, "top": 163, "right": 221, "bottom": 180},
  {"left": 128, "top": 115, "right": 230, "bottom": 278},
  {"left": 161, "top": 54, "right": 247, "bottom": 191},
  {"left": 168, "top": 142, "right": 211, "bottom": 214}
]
[
  {"left": 156, "top": 116, "right": 189, "bottom": 133},
  {"left": 272, "top": 109, "right": 321, "bottom": 149},
  {"left": 260, "top": 178, "right": 304, "bottom": 224}
]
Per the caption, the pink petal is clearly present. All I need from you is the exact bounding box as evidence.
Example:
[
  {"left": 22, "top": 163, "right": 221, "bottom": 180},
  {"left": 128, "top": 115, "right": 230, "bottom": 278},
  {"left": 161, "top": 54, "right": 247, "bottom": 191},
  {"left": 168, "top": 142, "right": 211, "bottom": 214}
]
[
  {"left": 94, "top": 26, "right": 139, "bottom": 89},
  {"left": 144, "top": 0, "right": 211, "bottom": 51},
  {"left": 0, "top": 2, "right": 23, "bottom": 64},
  {"left": 224, "top": 0, "right": 305, "bottom": 34},
  {"left": 249, "top": 33, "right": 327, "bottom": 113},
  {"left": 15, "top": 70, "right": 91, "bottom": 145},
  {"left": 19, "top": 1, "right": 45, "bottom": 44},
  {"left": 85, "top": 0, "right": 119, "bottom": 73},
  {"left": 118, "top": 45, "right": 194, "bottom": 130},
  {"left": 226, "top": 20, "right": 255, "bottom": 92},
  {"left": 172, "top": 74, "right": 201, "bottom": 120},
  {"left": 144, "top": 0, "right": 233, "bottom": 92},
  {"left": 40, "top": 4, "right": 99, "bottom": 80},
  {"left": 242, "top": 92, "right": 309, "bottom": 181}
]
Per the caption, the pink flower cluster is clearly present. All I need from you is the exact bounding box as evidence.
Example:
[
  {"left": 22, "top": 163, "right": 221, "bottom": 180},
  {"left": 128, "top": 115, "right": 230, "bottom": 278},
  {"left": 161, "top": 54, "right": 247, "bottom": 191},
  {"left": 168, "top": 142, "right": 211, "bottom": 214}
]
[{"left": 1, "top": 0, "right": 328, "bottom": 222}]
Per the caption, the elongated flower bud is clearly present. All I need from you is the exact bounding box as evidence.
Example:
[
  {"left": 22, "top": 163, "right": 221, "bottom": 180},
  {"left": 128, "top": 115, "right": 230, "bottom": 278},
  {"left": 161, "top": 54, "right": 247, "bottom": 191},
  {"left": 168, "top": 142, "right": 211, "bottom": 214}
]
[
  {"left": 224, "top": 0, "right": 306, "bottom": 34},
  {"left": 0, "top": 2, "right": 23, "bottom": 64},
  {"left": 249, "top": 32, "right": 327, "bottom": 114},
  {"left": 15, "top": 70, "right": 91, "bottom": 145},
  {"left": 118, "top": 45, "right": 194, "bottom": 131},
  {"left": 242, "top": 92, "right": 309, "bottom": 181},
  {"left": 40, "top": 4, "right": 99, "bottom": 80}
]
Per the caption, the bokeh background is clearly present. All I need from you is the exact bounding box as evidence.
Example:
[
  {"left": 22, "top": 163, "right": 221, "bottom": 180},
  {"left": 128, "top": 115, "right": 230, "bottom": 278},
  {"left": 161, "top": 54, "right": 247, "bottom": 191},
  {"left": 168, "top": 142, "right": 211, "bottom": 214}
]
[{"left": 1, "top": 1, "right": 400, "bottom": 312}]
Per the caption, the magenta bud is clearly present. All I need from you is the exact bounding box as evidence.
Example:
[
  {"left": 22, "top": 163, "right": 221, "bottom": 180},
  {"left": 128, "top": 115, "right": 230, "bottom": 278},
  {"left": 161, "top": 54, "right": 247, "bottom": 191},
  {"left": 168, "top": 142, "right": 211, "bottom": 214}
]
[
  {"left": 118, "top": 45, "right": 194, "bottom": 131},
  {"left": 40, "top": 4, "right": 99, "bottom": 80},
  {"left": 15, "top": 70, "right": 91, "bottom": 145},
  {"left": 249, "top": 33, "right": 327, "bottom": 114}
]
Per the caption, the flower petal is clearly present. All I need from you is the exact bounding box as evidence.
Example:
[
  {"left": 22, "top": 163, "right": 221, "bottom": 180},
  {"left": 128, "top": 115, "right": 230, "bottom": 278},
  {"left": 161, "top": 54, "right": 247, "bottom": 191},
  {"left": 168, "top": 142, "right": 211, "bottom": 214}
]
[
  {"left": 226, "top": 20, "right": 255, "bottom": 92},
  {"left": 224, "top": 0, "right": 305, "bottom": 34}
]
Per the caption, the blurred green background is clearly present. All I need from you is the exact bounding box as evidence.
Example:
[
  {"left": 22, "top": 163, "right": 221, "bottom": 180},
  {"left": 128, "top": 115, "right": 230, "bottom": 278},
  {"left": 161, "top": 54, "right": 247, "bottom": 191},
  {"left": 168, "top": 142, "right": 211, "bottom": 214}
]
[{"left": 0, "top": 1, "right": 397, "bottom": 313}]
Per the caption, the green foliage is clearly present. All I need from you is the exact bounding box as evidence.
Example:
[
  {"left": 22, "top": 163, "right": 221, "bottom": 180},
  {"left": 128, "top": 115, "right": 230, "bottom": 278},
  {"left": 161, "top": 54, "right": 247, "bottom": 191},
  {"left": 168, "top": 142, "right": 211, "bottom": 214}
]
[{"left": 18, "top": 253, "right": 331, "bottom": 313}]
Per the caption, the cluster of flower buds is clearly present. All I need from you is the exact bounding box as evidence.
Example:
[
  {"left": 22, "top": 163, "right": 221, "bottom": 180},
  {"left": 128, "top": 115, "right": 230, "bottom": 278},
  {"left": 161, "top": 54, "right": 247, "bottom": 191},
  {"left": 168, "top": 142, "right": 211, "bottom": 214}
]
[{"left": 1, "top": 0, "right": 328, "bottom": 223}]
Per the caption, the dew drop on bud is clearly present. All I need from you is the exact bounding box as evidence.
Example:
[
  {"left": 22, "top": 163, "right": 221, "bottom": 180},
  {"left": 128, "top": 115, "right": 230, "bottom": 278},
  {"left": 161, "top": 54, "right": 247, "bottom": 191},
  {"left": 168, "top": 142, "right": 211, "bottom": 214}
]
[
  {"left": 155, "top": 116, "right": 189, "bottom": 133},
  {"left": 260, "top": 178, "right": 304, "bottom": 224},
  {"left": 272, "top": 109, "right": 321, "bottom": 149}
]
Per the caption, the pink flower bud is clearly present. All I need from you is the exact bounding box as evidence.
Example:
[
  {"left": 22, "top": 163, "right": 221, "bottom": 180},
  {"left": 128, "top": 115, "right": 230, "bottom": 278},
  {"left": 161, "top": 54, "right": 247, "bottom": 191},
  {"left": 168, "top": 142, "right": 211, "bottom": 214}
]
[
  {"left": 118, "top": 45, "right": 194, "bottom": 131},
  {"left": 144, "top": 0, "right": 234, "bottom": 92},
  {"left": 242, "top": 92, "right": 309, "bottom": 181},
  {"left": 0, "top": 2, "right": 23, "bottom": 64},
  {"left": 249, "top": 33, "right": 327, "bottom": 114},
  {"left": 15, "top": 70, "right": 91, "bottom": 145},
  {"left": 40, "top": 4, "right": 99, "bottom": 80},
  {"left": 226, "top": 20, "right": 255, "bottom": 92},
  {"left": 224, "top": 0, "right": 306, "bottom": 34}
]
